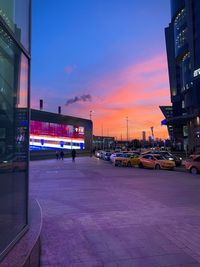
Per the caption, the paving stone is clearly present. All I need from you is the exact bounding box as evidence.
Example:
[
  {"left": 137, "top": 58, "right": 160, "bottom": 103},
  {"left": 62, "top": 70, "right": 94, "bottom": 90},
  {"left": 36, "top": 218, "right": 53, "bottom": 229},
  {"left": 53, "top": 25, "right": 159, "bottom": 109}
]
[{"left": 30, "top": 157, "right": 200, "bottom": 266}]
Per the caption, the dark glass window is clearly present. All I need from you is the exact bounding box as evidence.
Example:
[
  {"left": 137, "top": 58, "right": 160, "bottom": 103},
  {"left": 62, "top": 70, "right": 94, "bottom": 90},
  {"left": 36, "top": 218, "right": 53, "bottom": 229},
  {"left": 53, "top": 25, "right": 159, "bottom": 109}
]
[
  {"left": 173, "top": 8, "right": 187, "bottom": 56},
  {"left": 0, "top": 0, "right": 30, "bottom": 51},
  {"left": 0, "top": 24, "right": 29, "bottom": 256}
]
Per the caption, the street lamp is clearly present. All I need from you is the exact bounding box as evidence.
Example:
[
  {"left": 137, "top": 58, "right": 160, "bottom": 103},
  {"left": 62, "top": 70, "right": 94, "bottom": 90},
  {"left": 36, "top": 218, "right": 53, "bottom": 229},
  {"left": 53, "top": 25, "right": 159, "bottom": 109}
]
[
  {"left": 89, "top": 110, "right": 94, "bottom": 120},
  {"left": 89, "top": 110, "right": 94, "bottom": 156},
  {"left": 126, "top": 116, "right": 129, "bottom": 142}
]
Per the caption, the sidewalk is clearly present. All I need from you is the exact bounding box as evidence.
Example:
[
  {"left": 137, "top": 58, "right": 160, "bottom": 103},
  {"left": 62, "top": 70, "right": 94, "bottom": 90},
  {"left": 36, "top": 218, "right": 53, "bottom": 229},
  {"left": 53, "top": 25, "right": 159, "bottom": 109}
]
[{"left": 30, "top": 157, "right": 200, "bottom": 267}]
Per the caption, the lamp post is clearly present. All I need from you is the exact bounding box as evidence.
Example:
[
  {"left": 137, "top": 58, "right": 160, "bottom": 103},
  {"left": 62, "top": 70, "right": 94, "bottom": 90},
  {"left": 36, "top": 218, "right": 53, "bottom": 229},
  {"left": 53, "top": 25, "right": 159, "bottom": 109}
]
[
  {"left": 89, "top": 110, "right": 94, "bottom": 156},
  {"left": 126, "top": 116, "right": 129, "bottom": 142},
  {"left": 89, "top": 110, "right": 93, "bottom": 120}
]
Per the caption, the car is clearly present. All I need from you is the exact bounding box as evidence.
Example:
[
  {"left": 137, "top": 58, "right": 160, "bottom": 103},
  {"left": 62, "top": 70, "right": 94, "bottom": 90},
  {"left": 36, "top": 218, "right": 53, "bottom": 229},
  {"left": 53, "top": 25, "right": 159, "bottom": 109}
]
[
  {"left": 144, "top": 151, "right": 182, "bottom": 167},
  {"left": 0, "top": 160, "right": 26, "bottom": 172},
  {"left": 95, "top": 150, "right": 102, "bottom": 158},
  {"left": 110, "top": 152, "right": 123, "bottom": 163},
  {"left": 102, "top": 152, "right": 112, "bottom": 161},
  {"left": 139, "top": 154, "right": 175, "bottom": 170},
  {"left": 115, "top": 153, "right": 140, "bottom": 167},
  {"left": 189, "top": 153, "right": 200, "bottom": 159},
  {"left": 185, "top": 155, "right": 200, "bottom": 174}
]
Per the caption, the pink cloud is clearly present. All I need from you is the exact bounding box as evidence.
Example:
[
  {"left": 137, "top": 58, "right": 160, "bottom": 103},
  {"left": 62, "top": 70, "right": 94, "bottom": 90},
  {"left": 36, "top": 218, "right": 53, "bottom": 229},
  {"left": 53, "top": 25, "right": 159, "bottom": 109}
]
[
  {"left": 32, "top": 54, "right": 170, "bottom": 139},
  {"left": 63, "top": 54, "right": 170, "bottom": 139},
  {"left": 64, "top": 64, "right": 76, "bottom": 74}
]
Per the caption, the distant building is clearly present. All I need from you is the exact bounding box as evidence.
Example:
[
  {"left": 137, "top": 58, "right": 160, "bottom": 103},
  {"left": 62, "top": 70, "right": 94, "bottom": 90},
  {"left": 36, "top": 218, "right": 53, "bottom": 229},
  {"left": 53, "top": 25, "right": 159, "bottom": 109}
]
[
  {"left": 93, "top": 135, "right": 115, "bottom": 150},
  {"left": 165, "top": 0, "right": 200, "bottom": 152},
  {"left": 142, "top": 131, "right": 146, "bottom": 141}
]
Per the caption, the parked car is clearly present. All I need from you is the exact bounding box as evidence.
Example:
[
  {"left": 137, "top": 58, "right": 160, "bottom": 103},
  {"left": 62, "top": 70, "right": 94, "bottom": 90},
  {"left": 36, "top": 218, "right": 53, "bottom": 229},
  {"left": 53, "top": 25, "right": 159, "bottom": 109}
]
[
  {"left": 95, "top": 150, "right": 102, "bottom": 158},
  {"left": 110, "top": 153, "right": 123, "bottom": 163},
  {"left": 102, "top": 152, "right": 112, "bottom": 161},
  {"left": 189, "top": 152, "right": 200, "bottom": 159},
  {"left": 185, "top": 155, "right": 200, "bottom": 174},
  {"left": 0, "top": 160, "right": 26, "bottom": 172},
  {"left": 139, "top": 154, "right": 175, "bottom": 170},
  {"left": 115, "top": 153, "right": 140, "bottom": 167},
  {"left": 144, "top": 151, "right": 182, "bottom": 167}
]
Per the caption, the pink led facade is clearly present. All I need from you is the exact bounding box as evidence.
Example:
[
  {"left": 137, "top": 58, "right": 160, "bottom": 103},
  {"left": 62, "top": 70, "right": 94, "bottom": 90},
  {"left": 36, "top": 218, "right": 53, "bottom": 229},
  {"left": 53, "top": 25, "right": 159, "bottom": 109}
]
[{"left": 30, "top": 120, "right": 85, "bottom": 150}]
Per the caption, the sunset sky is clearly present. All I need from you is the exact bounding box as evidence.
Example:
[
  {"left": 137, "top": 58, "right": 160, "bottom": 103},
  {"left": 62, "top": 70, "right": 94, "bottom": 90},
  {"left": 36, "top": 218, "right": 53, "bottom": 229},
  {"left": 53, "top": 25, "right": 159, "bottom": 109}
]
[{"left": 31, "top": 0, "right": 171, "bottom": 140}]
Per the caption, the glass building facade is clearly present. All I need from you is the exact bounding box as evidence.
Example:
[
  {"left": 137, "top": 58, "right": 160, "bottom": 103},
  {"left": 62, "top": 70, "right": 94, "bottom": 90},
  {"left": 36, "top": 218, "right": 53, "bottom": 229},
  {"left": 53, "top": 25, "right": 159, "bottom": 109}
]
[
  {"left": 165, "top": 0, "right": 200, "bottom": 152},
  {"left": 0, "top": 0, "right": 30, "bottom": 259}
]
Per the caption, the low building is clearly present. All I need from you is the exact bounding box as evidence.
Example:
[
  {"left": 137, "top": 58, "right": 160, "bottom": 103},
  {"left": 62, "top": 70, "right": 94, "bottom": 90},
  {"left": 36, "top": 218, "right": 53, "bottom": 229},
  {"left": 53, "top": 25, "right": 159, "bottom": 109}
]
[
  {"left": 30, "top": 109, "right": 93, "bottom": 156},
  {"left": 93, "top": 135, "right": 115, "bottom": 150}
]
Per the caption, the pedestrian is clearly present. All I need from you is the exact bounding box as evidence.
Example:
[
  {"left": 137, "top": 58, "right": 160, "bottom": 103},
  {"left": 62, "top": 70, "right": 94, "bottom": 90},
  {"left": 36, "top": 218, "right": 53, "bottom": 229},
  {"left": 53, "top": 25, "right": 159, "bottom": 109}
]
[
  {"left": 60, "top": 150, "right": 64, "bottom": 160},
  {"left": 71, "top": 149, "right": 76, "bottom": 162},
  {"left": 56, "top": 151, "right": 59, "bottom": 160}
]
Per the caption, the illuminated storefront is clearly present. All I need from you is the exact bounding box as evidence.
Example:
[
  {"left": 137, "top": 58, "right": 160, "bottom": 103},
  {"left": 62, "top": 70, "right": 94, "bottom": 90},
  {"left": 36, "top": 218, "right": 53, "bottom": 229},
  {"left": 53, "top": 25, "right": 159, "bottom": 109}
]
[
  {"left": 30, "top": 120, "right": 85, "bottom": 150},
  {"left": 30, "top": 109, "right": 92, "bottom": 153}
]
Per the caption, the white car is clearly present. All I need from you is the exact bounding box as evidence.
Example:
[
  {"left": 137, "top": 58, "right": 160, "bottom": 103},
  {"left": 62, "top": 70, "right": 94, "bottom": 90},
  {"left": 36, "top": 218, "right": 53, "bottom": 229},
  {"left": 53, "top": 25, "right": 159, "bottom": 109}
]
[
  {"left": 95, "top": 151, "right": 102, "bottom": 158},
  {"left": 110, "top": 153, "right": 123, "bottom": 163}
]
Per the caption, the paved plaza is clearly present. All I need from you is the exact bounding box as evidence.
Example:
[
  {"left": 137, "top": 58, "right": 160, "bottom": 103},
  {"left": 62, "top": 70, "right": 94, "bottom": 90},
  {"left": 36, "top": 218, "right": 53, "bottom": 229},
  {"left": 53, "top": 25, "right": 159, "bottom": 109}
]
[{"left": 30, "top": 157, "right": 200, "bottom": 267}]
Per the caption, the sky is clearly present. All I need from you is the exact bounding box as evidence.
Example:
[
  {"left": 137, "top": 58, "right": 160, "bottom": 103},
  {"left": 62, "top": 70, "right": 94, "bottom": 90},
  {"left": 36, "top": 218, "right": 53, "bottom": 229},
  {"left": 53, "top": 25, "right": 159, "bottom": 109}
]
[{"left": 31, "top": 0, "right": 171, "bottom": 140}]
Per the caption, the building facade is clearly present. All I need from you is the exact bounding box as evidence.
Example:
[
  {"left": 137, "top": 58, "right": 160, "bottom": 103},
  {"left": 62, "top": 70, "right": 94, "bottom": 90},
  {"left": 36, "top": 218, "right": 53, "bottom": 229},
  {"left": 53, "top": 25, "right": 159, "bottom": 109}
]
[
  {"left": 159, "top": 106, "right": 174, "bottom": 141},
  {"left": 0, "top": 0, "right": 31, "bottom": 260},
  {"left": 30, "top": 109, "right": 93, "bottom": 153},
  {"left": 165, "top": 0, "right": 200, "bottom": 152}
]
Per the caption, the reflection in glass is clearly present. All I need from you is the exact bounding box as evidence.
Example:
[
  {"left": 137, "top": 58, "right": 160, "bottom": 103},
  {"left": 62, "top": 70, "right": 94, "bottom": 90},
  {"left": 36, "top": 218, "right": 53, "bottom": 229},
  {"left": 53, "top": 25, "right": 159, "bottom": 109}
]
[
  {"left": 0, "top": 24, "right": 28, "bottom": 256},
  {"left": 0, "top": 0, "right": 30, "bottom": 51},
  {"left": 17, "top": 54, "right": 28, "bottom": 108}
]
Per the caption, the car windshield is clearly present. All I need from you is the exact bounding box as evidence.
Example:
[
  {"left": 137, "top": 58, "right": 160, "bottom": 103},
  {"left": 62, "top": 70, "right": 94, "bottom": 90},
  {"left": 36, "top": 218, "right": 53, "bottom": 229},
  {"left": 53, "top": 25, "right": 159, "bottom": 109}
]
[{"left": 154, "top": 155, "right": 164, "bottom": 160}]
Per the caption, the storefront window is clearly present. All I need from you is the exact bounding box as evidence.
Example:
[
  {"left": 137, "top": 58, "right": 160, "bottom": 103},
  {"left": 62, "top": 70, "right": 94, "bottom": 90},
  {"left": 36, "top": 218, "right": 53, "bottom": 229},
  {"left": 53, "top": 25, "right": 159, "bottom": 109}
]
[{"left": 0, "top": 0, "right": 30, "bottom": 51}]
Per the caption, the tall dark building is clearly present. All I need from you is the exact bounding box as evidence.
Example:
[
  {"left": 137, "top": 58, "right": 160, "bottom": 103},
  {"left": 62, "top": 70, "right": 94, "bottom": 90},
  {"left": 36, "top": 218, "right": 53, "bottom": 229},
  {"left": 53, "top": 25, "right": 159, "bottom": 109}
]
[
  {"left": 0, "top": 0, "right": 31, "bottom": 262},
  {"left": 165, "top": 0, "right": 200, "bottom": 152}
]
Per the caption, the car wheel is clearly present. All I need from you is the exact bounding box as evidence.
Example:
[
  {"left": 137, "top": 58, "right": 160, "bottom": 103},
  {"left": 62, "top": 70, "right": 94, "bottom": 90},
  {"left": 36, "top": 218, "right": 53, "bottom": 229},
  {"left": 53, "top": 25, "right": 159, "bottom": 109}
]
[
  {"left": 139, "top": 163, "right": 143, "bottom": 168},
  {"left": 127, "top": 162, "right": 132, "bottom": 167},
  {"left": 190, "top": 167, "right": 198, "bottom": 175},
  {"left": 118, "top": 161, "right": 122, "bottom": 167},
  {"left": 155, "top": 164, "right": 160, "bottom": 170}
]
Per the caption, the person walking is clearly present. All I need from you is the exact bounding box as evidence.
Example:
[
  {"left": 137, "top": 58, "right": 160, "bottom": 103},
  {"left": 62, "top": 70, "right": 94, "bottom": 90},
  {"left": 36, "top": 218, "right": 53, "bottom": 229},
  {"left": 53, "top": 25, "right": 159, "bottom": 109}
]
[
  {"left": 71, "top": 149, "right": 76, "bottom": 162},
  {"left": 60, "top": 150, "right": 64, "bottom": 160},
  {"left": 56, "top": 151, "right": 59, "bottom": 160}
]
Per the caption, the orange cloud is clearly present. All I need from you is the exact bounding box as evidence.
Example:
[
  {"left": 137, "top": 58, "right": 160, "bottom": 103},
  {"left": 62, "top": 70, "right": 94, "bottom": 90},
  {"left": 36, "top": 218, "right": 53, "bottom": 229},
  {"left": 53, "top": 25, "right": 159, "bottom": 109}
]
[
  {"left": 31, "top": 54, "right": 170, "bottom": 140},
  {"left": 64, "top": 54, "right": 170, "bottom": 139}
]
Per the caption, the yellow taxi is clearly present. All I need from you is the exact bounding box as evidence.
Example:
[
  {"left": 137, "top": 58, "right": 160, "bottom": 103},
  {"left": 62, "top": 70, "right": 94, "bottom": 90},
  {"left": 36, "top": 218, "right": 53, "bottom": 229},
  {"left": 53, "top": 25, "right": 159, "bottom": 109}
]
[
  {"left": 115, "top": 153, "right": 140, "bottom": 167},
  {"left": 139, "top": 154, "right": 175, "bottom": 170}
]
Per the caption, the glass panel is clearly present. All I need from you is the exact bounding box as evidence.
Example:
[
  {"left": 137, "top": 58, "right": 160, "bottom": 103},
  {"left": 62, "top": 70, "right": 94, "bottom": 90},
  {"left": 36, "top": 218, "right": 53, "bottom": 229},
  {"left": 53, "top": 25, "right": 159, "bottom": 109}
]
[
  {"left": 0, "top": 0, "right": 30, "bottom": 51},
  {"left": 17, "top": 53, "right": 28, "bottom": 108},
  {"left": 0, "top": 24, "right": 28, "bottom": 256}
]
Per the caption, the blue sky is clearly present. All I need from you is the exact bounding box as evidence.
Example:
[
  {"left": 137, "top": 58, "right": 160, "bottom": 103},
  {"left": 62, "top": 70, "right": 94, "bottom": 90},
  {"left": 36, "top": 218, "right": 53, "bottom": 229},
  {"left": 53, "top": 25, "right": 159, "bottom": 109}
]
[{"left": 31, "top": 0, "right": 171, "bottom": 138}]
